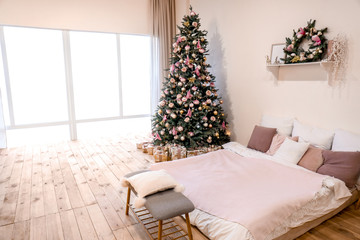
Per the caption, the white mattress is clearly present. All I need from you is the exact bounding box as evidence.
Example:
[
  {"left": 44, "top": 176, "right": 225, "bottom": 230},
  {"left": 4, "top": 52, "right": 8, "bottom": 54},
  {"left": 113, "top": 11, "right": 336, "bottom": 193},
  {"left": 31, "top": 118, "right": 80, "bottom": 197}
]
[{"left": 188, "top": 142, "right": 352, "bottom": 240}]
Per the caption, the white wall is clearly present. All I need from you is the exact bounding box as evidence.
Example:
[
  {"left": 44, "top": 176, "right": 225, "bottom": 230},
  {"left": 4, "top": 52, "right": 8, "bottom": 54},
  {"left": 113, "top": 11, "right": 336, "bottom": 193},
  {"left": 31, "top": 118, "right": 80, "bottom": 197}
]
[
  {"left": 176, "top": 0, "right": 360, "bottom": 145},
  {"left": 0, "top": 0, "right": 151, "bottom": 34}
]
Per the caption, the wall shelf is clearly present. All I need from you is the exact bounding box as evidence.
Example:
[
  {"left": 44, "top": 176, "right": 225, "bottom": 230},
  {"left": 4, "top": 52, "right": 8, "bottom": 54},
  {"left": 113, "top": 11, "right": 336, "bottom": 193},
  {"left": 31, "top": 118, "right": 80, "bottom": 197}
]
[{"left": 266, "top": 61, "right": 334, "bottom": 80}]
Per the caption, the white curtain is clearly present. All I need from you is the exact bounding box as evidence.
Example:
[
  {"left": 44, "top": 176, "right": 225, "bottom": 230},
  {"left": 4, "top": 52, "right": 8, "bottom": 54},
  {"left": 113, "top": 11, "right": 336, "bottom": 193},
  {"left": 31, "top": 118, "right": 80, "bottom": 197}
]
[
  {"left": 150, "top": 0, "right": 176, "bottom": 115},
  {"left": 0, "top": 89, "right": 7, "bottom": 148}
]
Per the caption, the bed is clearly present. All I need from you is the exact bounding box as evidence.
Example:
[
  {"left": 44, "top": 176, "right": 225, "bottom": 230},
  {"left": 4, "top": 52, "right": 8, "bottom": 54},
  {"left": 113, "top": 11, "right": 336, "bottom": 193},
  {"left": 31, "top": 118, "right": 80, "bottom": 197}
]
[{"left": 148, "top": 116, "right": 360, "bottom": 240}]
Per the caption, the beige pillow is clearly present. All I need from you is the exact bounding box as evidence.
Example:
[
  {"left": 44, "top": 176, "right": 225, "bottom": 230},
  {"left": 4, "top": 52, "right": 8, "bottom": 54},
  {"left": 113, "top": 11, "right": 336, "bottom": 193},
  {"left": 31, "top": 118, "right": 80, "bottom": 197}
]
[
  {"left": 298, "top": 146, "right": 324, "bottom": 172},
  {"left": 266, "top": 134, "right": 299, "bottom": 156}
]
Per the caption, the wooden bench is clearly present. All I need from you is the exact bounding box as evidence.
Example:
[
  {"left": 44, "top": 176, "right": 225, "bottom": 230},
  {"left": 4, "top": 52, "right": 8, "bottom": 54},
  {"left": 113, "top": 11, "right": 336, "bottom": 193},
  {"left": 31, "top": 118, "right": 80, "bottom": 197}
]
[{"left": 125, "top": 170, "right": 194, "bottom": 240}]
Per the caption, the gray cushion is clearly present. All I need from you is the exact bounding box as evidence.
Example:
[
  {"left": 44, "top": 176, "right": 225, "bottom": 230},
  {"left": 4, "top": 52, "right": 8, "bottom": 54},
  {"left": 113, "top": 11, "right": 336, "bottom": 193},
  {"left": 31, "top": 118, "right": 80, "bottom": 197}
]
[
  {"left": 124, "top": 170, "right": 195, "bottom": 220},
  {"left": 145, "top": 189, "right": 195, "bottom": 220}
]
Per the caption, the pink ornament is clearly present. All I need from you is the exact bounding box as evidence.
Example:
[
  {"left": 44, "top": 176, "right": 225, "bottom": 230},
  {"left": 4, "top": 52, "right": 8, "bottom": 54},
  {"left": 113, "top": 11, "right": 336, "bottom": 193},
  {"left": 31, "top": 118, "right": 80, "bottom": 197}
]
[
  {"left": 175, "top": 61, "right": 180, "bottom": 67},
  {"left": 185, "top": 45, "right": 190, "bottom": 51},
  {"left": 180, "top": 77, "right": 186, "bottom": 82},
  {"left": 210, "top": 83, "right": 215, "bottom": 87},
  {"left": 199, "top": 48, "right": 205, "bottom": 53},
  {"left": 210, "top": 116, "right": 216, "bottom": 121},
  {"left": 202, "top": 116, "right": 208, "bottom": 121},
  {"left": 177, "top": 126, "right": 183, "bottom": 132},
  {"left": 182, "top": 97, "right": 187, "bottom": 102},
  {"left": 190, "top": 11, "right": 196, "bottom": 16},
  {"left": 163, "top": 115, "right": 167, "bottom": 121},
  {"left": 192, "top": 22, "right": 198, "bottom": 27},
  {"left": 206, "top": 90, "right": 212, "bottom": 96},
  {"left": 185, "top": 117, "right": 190, "bottom": 122},
  {"left": 206, "top": 99, "right": 212, "bottom": 104},
  {"left": 181, "top": 67, "right": 187, "bottom": 72},
  {"left": 286, "top": 44, "right": 293, "bottom": 51},
  {"left": 193, "top": 100, "right": 200, "bottom": 105},
  {"left": 197, "top": 40, "right": 201, "bottom": 49},
  {"left": 188, "top": 132, "right": 194, "bottom": 136},
  {"left": 191, "top": 86, "right": 198, "bottom": 91}
]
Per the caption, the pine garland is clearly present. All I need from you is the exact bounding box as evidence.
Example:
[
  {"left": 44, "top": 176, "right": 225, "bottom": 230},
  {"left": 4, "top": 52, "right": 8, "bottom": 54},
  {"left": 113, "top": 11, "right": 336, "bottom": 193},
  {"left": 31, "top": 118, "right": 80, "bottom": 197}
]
[{"left": 283, "top": 20, "right": 328, "bottom": 64}]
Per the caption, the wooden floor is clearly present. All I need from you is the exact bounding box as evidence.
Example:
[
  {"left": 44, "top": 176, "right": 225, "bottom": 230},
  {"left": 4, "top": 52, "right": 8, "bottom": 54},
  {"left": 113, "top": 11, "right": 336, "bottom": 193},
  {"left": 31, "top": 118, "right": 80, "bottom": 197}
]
[{"left": 0, "top": 135, "right": 359, "bottom": 240}]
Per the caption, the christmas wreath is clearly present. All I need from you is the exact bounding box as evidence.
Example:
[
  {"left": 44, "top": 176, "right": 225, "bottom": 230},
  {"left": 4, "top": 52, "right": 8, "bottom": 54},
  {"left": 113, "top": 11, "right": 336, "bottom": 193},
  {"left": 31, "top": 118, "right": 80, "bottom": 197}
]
[{"left": 283, "top": 20, "right": 328, "bottom": 64}]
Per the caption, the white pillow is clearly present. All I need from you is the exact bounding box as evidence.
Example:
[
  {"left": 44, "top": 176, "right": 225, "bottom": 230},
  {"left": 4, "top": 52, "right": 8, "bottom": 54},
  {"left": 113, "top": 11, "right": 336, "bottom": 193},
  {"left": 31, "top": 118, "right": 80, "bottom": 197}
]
[
  {"left": 273, "top": 138, "right": 309, "bottom": 164},
  {"left": 332, "top": 129, "right": 360, "bottom": 151},
  {"left": 121, "top": 170, "right": 184, "bottom": 208},
  {"left": 261, "top": 115, "right": 294, "bottom": 136},
  {"left": 292, "top": 120, "right": 334, "bottom": 150}
]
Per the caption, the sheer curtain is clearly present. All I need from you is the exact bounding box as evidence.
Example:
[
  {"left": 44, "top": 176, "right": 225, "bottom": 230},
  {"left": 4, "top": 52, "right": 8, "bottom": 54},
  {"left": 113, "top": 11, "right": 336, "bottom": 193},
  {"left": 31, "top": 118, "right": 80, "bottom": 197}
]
[{"left": 150, "top": 0, "right": 176, "bottom": 115}]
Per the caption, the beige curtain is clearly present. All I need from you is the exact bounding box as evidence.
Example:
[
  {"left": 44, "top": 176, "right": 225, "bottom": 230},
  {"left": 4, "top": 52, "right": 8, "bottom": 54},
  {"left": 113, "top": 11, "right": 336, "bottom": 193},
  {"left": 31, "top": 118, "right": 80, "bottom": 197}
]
[{"left": 150, "top": 0, "right": 176, "bottom": 114}]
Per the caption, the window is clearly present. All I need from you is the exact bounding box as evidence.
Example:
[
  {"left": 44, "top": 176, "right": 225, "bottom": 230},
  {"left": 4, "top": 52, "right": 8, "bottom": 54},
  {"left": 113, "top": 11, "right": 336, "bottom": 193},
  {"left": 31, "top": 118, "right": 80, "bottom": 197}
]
[
  {"left": 70, "top": 31, "right": 120, "bottom": 120},
  {"left": 0, "top": 26, "right": 153, "bottom": 145},
  {"left": 120, "top": 35, "right": 151, "bottom": 116},
  {"left": 3, "top": 26, "right": 68, "bottom": 125}
]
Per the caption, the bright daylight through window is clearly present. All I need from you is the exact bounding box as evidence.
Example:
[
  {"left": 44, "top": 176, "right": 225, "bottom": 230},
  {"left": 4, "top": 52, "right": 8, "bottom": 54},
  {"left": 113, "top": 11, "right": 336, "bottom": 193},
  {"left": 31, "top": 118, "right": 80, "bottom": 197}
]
[{"left": 0, "top": 26, "right": 152, "bottom": 146}]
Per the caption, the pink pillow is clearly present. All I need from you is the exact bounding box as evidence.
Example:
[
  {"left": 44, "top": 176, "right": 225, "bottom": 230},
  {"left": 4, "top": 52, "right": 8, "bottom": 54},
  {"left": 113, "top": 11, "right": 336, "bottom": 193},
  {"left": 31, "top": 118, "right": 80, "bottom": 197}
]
[
  {"left": 247, "top": 125, "right": 277, "bottom": 153},
  {"left": 297, "top": 146, "right": 324, "bottom": 172},
  {"left": 317, "top": 150, "right": 360, "bottom": 188},
  {"left": 266, "top": 134, "right": 299, "bottom": 156}
]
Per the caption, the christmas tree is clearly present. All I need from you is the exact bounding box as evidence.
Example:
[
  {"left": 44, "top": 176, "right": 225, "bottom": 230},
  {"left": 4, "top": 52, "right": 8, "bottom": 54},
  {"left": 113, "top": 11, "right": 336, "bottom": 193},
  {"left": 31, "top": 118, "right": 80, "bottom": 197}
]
[{"left": 151, "top": 7, "right": 230, "bottom": 149}]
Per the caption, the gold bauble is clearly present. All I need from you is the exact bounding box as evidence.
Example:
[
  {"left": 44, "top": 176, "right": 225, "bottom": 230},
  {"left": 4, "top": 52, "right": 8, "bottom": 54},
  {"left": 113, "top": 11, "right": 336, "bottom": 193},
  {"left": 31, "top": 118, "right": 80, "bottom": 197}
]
[
  {"left": 204, "top": 57, "right": 207, "bottom": 61},
  {"left": 215, "top": 132, "right": 219, "bottom": 137},
  {"left": 158, "top": 109, "right": 163, "bottom": 114},
  {"left": 209, "top": 124, "right": 212, "bottom": 128},
  {"left": 221, "top": 113, "right": 224, "bottom": 116},
  {"left": 213, "top": 111, "right": 218, "bottom": 115},
  {"left": 184, "top": 22, "right": 190, "bottom": 27},
  {"left": 220, "top": 100, "right": 223, "bottom": 104},
  {"left": 198, "top": 107, "right": 202, "bottom": 110},
  {"left": 180, "top": 110, "right": 184, "bottom": 114}
]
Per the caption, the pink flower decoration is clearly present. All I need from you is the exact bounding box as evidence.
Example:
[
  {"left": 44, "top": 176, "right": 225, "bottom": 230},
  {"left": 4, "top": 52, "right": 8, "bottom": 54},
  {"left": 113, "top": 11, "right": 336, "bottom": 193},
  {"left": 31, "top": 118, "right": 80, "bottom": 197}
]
[
  {"left": 286, "top": 44, "right": 293, "bottom": 51},
  {"left": 197, "top": 40, "right": 201, "bottom": 49},
  {"left": 296, "top": 27, "right": 305, "bottom": 39},
  {"left": 199, "top": 48, "right": 205, "bottom": 53},
  {"left": 155, "top": 133, "right": 162, "bottom": 140},
  {"left": 195, "top": 68, "right": 200, "bottom": 76},
  {"left": 163, "top": 115, "right": 167, "bottom": 121},
  {"left": 176, "top": 36, "right": 182, "bottom": 43},
  {"left": 191, "top": 86, "right": 198, "bottom": 91},
  {"left": 175, "top": 61, "right": 180, "bottom": 67},
  {"left": 170, "top": 64, "right": 175, "bottom": 73},
  {"left": 193, "top": 100, "right": 199, "bottom": 105},
  {"left": 172, "top": 127, "right": 177, "bottom": 135},
  {"left": 186, "top": 108, "right": 192, "bottom": 117},
  {"left": 185, "top": 45, "right": 190, "bottom": 51},
  {"left": 312, "top": 35, "right": 321, "bottom": 46},
  {"left": 186, "top": 90, "right": 193, "bottom": 99},
  {"left": 190, "top": 11, "right": 196, "bottom": 16},
  {"left": 185, "top": 55, "right": 190, "bottom": 65},
  {"left": 222, "top": 121, "right": 226, "bottom": 130}
]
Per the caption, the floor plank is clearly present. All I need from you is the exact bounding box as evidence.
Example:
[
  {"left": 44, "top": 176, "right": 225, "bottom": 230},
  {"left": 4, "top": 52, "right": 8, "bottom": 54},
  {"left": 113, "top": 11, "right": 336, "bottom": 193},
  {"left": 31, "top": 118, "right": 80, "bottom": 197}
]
[{"left": 0, "top": 136, "right": 359, "bottom": 240}]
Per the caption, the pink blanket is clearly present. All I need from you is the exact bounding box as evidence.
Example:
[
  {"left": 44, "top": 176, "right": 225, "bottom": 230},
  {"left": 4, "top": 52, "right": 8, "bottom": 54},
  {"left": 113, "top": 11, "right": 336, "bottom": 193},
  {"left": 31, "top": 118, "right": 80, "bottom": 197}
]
[{"left": 150, "top": 149, "right": 326, "bottom": 240}]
